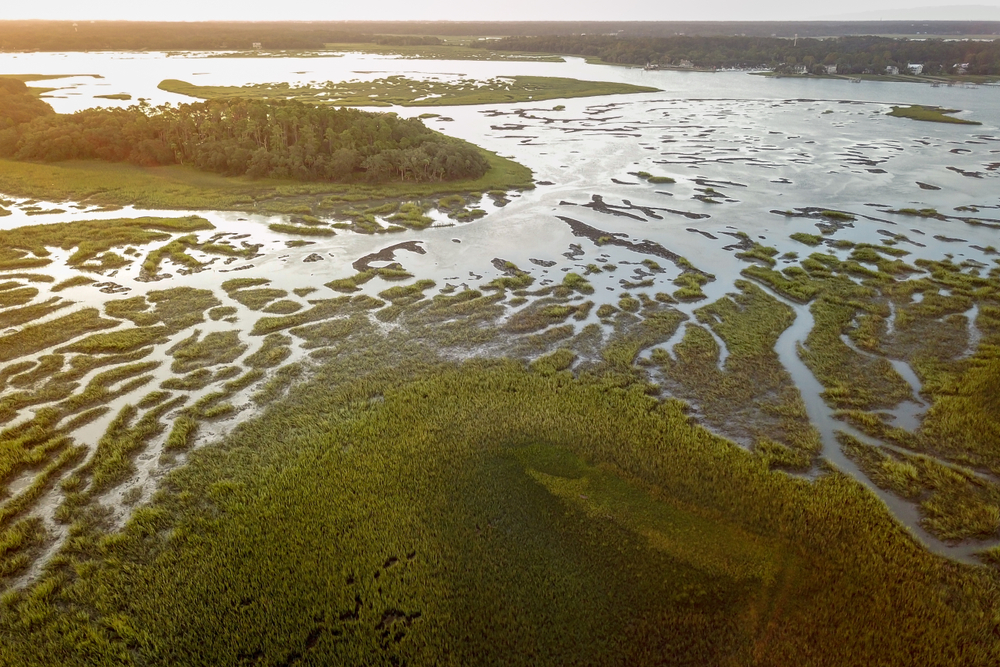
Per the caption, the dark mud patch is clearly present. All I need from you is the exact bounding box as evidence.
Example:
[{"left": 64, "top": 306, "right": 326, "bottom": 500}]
[
  {"left": 558, "top": 216, "right": 712, "bottom": 278},
  {"left": 947, "top": 166, "right": 983, "bottom": 178},
  {"left": 352, "top": 241, "right": 425, "bottom": 272}
]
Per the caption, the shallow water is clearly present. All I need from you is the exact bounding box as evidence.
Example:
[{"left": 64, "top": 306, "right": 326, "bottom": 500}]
[{"left": 2, "top": 51, "right": 999, "bottom": 568}]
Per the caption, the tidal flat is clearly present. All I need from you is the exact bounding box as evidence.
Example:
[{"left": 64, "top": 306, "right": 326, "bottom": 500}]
[{"left": 1, "top": 51, "right": 1000, "bottom": 665}]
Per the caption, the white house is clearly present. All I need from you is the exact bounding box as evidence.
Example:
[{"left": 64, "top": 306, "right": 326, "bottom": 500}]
[
  {"left": 907, "top": 63, "right": 924, "bottom": 75},
  {"left": 885, "top": 65, "right": 900, "bottom": 75},
  {"left": 825, "top": 64, "right": 837, "bottom": 75}
]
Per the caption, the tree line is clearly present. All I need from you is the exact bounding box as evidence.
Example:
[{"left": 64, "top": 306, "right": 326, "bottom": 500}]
[
  {"left": 0, "top": 21, "right": 998, "bottom": 52},
  {"left": 0, "top": 22, "right": 449, "bottom": 52},
  {"left": 0, "top": 82, "right": 489, "bottom": 183},
  {"left": 481, "top": 34, "right": 1000, "bottom": 75}
]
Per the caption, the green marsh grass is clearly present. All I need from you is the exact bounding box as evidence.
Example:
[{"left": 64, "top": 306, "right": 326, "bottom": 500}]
[
  {"left": 261, "top": 300, "right": 302, "bottom": 315},
  {"left": 251, "top": 363, "right": 304, "bottom": 405},
  {"left": 208, "top": 306, "right": 238, "bottom": 321},
  {"left": 161, "top": 369, "right": 214, "bottom": 391},
  {"left": 0, "top": 285, "right": 38, "bottom": 309},
  {"left": 0, "top": 308, "right": 118, "bottom": 363},
  {"left": 0, "top": 150, "right": 532, "bottom": 213},
  {"left": 164, "top": 416, "right": 198, "bottom": 452},
  {"left": 168, "top": 331, "right": 246, "bottom": 373},
  {"left": 0, "top": 298, "right": 73, "bottom": 330},
  {"left": 887, "top": 105, "right": 981, "bottom": 125},
  {"left": 652, "top": 281, "right": 820, "bottom": 466},
  {"left": 245, "top": 334, "right": 293, "bottom": 369},
  {"left": 268, "top": 223, "right": 336, "bottom": 237},
  {"left": 222, "top": 277, "right": 270, "bottom": 293},
  {"left": 59, "top": 326, "right": 170, "bottom": 355},
  {"left": 160, "top": 75, "right": 659, "bottom": 108},
  {"left": 2, "top": 340, "right": 998, "bottom": 665},
  {"left": 0, "top": 216, "right": 212, "bottom": 273},
  {"left": 229, "top": 288, "right": 288, "bottom": 311},
  {"left": 51, "top": 275, "right": 95, "bottom": 292},
  {"left": 672, "top": 273, "right": 708, "bottom": 301}
]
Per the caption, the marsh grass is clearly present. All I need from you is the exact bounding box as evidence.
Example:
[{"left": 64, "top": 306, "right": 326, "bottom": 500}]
[
  {"left": 887, "top": 105, "right": 981, "bottom": 125},
  {"left": 57, "top": 362, "right": 158, "bottom": 416},
  {"left": 0, "top": 298, "right": 73, "bottom": 330},
  {"left": 268, "top": 223, "right": 336, "bottom": 237},
  {"left": 168, "top": 331, "right": 246, "bottom": 374},
  {"left": 0, "top": 308, "right": 118, "bottom": 363},
  {"left": 161, "top": 369, "right": 214, "bottom": 391},
  {"left": 0, "top": 285, "right": 38, "bottom": 309},
  {"left": 0, "top": 217, "right": 213, "bottom": 275},
  {"left": 7, "top": 355, "right": 64, "bottom": 390},
  {"left": 388, "top": 202, "right": 434, "bottom": 229},
  {"left": 504, "top": 299, "right": 587, "bottom": 334},
  {"left": 2, "top": 338, "right": 997, "bottom": 665},
  {"left": 69, "top": 396, "right": 186, "bottom": 497},
  {"left": 51, "top": 276, "right": 95, "bottom": 292},
  {"left": 222, "top": 278, "right": 270, "bottom": 294},
  {"left": 230, "top": 288, "right": 288, "bottom": 311},
  {"left": 251, "top": 363, "right": 305, "bottom": 406},
  {"left": 741, "top": 265, "right": 822, "bottom": 303},
  {"left": 840, "top": 432, "right": 1000, "bottom": 541},
  {"left": 291, "top": 314, "right": 372, "bottom": 349},
  {"left": 653, "top": 281, "right": 819, "bottom": 466},
  {"left": 672, "top": 272, "right": 709, "bottom": 301},
  {"left": 164, "top": 416, "right": 198, "bottom": 452},
  {"left": 160, "top": 75, "right": 659, "bottom": 108},
  {"left": 0, "top": 151, "right": 532, "bottom": 212},
  {"left": 735, "top": 242, "right": 779, "bottom": 267},
  {"left": 59, "top": 326, "right": 170, "bottom": 356},
  {"left": 261, "top": 300, "right": 302, "bottom": 315},
  {"left": 146, "top": 287, "right": 220, "bottom": 332},
  {"left": 244, "top": 334, "right": 293, "bottom": 369},
  {"left": 561, "top": 272, "right": 594, "bottom": 295},
  {"left": 251, "top": 298, "right": 369, "bottom": 336},
  {"left": 208, "top": 306, "right": 238, "bottom": 321}
]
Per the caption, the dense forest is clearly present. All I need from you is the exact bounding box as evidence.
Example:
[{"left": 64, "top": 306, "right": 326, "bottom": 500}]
[
  {"left": 483, "top": 34, "right": 1000, "bottom": 75},
  {"left": 0, "top": 80, "right": 489, "bottom": 183},
  {"left": 0, "top": 21, "right": 998, "bottom": 51},
  {"left": 0, "top": 22, "right": 451, "bottom": 51}
]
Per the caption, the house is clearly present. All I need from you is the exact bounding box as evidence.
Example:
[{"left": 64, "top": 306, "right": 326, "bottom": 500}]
[
  {"left": 956, "top": 63, "right": 970, "bottom": 74},
  {"left": 678, "top": 60, "right": 694, "bottom": 69},
  {"left": 885, "top": 65, "right": 900, "bottom": 75},
  {"left": 252, "top": 42, "right": 263, "bottom": 50},
  {"left": 825, "top": 64, "right": 837, "bottom": 75},
  {"left": 907, "top": 63, "right": 924, "bottom": 75}
]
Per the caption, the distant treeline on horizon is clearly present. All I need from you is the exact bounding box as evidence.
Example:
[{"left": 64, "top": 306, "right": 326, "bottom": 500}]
[
  {"left": 0, "top": 20, "right": 998, "bottom": 52},
  {"left": 485, "top": 34, "right": 1000, "bottom": 75}
]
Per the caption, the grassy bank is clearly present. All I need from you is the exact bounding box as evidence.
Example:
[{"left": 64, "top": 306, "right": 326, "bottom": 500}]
[
  {"left": 887, "top": 105, "right": 982, "bottom": 125},
  {"left": 0, "top": 149, "right": 532, "bottom": 211},
  {"left": 158, "top": 75, "right": 659, "bottom": 107}
]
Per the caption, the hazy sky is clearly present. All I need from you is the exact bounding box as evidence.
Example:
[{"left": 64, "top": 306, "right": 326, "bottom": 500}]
[{"left": 3, "top": 0, "right": 1000, "bottom": 22}]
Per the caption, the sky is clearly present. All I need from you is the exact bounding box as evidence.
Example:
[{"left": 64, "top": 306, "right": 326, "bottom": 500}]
[{"left": 2, "top": 0, "right": 1000, "bottom": 22}]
